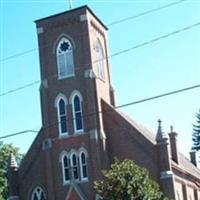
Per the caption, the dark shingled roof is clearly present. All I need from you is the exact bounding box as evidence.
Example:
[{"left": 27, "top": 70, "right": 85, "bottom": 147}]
[
  {"left": 34, "top": 5, "right": 108, "bottom": 30},
  {"left": 172, "top": 153, "right": 200, "bottom": 180},
  {"left": 115, "top": 109, "right": 156, "bottom": 144},
  {"left": 102, "top": 100, "right": 200, "bottom": 180}
]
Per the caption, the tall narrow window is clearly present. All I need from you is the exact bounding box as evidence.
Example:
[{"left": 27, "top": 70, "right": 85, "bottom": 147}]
[
  {"left": 94, "top": 39, "right": 105, "bottom": 79},
  {"left": 62, "top": 155, "right": 70, "bottom": 183},
  {"left": 73, "top": 95, "right": 83, "bottom": 132},
  {"left": 58, "top": 98, "right": 67, "bottom": 135},
  {"left": 79, "top": 151, "right": 88, "bottom": 180},
  {"left": 57, "top": 38, "right": 74, "bottom": 79},
  {"left": 71, "top": 153, "right": 79, "bottom": 180},
  {"left": 31, "top": 187, "right": 46, "bottom": 200}
]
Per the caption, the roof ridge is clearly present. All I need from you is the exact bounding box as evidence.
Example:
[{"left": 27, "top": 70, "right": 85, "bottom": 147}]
[{"left": 102, "top": 100, "right": 156, "bottom": 144}]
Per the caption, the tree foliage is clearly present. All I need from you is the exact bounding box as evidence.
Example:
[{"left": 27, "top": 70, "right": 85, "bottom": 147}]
[
  {"left": 0, "top": 142, "right": 22, "bottom": 200},
  {"left": 94, "top": 159, "right": 170, "bottom": 200},
  {"left": 192, "top": 109, "right": 200, "bottom": 151}
]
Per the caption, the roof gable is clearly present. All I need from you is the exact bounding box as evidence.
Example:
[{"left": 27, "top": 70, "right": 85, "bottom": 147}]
[{"left": 65, "top": 183, "right": 87, "bottom": 200}]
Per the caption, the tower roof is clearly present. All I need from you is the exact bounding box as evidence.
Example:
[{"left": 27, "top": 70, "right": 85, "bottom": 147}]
[
  {"left": 156, "top": 119, "right": 168, "bottom": 143},
  {"left": 34, "top": 5, "right": 108, "bottom": 30}
]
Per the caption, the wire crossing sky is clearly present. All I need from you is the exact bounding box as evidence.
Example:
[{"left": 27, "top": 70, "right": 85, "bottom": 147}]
[
  {"left": 0, "top": 0, "right": 186, "bottom": 62},
  {"left": 1, "top": 83, "right": 199, "bottom": 140},
  {"left": 1, "top": 0, "right": 200, "bottom": 157},
  {"left": 1, "top": 20, "right": 199, "bottom": 97}
]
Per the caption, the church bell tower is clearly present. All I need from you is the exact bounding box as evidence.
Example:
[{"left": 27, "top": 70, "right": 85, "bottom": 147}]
[{"left": 35, "top": 5, "right": 114, "bottom": 199}]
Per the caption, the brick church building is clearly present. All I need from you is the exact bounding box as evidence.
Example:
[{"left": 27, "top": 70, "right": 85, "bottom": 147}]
[{"left": 8, "top": 5, "right": 200, "bottom": 200}]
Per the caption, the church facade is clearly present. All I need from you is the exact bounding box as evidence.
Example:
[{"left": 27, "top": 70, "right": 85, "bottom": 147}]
[{"left": 8, "top": 6, "right": 200, "bottom": 200}]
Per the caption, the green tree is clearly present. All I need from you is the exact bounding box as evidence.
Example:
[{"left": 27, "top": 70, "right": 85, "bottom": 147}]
[
  {"left": 94, "top": 159, "right": 170, "bottom": 200},
  {"left": 192, "top": 109, "right": 200, "bottom": 152},
  {"left": 0, "top": 142, "right": 22, "bottom": 200}
]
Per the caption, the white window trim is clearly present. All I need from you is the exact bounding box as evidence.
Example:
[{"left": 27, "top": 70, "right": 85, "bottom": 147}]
[
  {"left": 55, "top": 95, "right": 68, "bottom": 136},
  {"left": 70, "top": 152, "right": 79, "bottom": 181},
  {"left": 31, "top": 186, "right": 46, "bottom": 200},
  {"left": 71, "top": 92, "right": 84, "bottom": 134},
  {"left": 56, "top": 37, "right": 75, "bottom": 80},
  {"left": 61, "top": 154, "right": 70, "bottom": 185},
  {"left": 94, "top": 38, "right": 105, "bottom": 80},
  {"left": 60, "top": 149, "right": 88, "bottom": 185},
  {"left": 79, "top": 151, "right": 88, "bottom": 181}
]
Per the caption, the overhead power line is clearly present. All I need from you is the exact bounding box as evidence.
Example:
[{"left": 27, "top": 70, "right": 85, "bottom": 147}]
[
  {"left": 0, "top": 130, "right": 38, "bottom": 140},
  {"left": 1, "top": 21, "right": 200, "bottom": 97},
  {"left": 0, "top": 80, "right": 40, "bottom": 97},
  {"left": 0, "top": 0, "right": 186, "bottom": 63},
  {"left": 107, "top": 0, "right": 186, "bottom": 26},
  {"left": 1, "top": 83, "right": 200, "bottom": 139},
  {"left": 109, "top": 22, "right": 200, "bottom": 57}
]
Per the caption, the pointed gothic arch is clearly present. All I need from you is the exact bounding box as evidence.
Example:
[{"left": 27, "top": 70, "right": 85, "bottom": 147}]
[
  {"left": 56, "top": 37, "right": 75, "bottom": 79},
  {"left": 79, "top": 150, "right": 88, "bottom": 181},
  {"left": 62, "top": 153, "right": 70, "bottom": 184},
  {"left": 31, "top": 186, "right": 46, "bottom": 200},
  {"left": 70, "top": 91, "right": 84, "bottom": 133},
  {"left": 70, "top": 152, "right": 79, "bottom": 181},
  {"left": 65, "top": 185, "right": 86, "bottom": 200},
  {"left": 55, "top": 94, "right": 68, "bottom": 136},
  {"left": 94, "top": 38, "right": 105, "bottom": 80}
]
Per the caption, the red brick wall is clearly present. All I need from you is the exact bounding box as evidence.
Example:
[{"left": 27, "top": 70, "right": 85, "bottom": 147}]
[{"left": 102, "top": 101, "right": 159, "bottom": 181}]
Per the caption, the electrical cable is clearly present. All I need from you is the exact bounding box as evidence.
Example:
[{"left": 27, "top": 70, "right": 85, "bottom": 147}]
[
  {"left": 1, "top": 83, "right": 199, "bottom": 139},
  {"left": 1, "top": 21, "right": 200, "bottom": 97},
  {"left": 0, "top": 0, "right": 187, "bottom": 63},
  {"left": 107, "top": 0, "right": 186, "bottom": 26}
]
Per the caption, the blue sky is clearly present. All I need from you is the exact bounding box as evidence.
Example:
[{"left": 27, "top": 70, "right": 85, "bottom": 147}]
[{"left": 0, "top": 0, "right": 200, "bottom": 158}]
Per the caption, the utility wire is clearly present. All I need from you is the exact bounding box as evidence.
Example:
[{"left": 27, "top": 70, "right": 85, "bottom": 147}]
[
  {"left": 108, "top": 22, "right": 200, "bottom": 58},
  {"left": 1, "top": 21, "right": 200, "bottom": 97},
  {"left": 0, "top": 80, "right": 40, "bottom": 96},
  {"left": 0, "top": 0, "right": 186, "bottom": 63},
  {"left": 0, "top": 130, "right": 38, "bottom": 140},
  {"left": 107, "top": 0, "right": 186, "bottom": 26},
  {"left": 1, "top": 83, "right": 200, "bottom": 139}
]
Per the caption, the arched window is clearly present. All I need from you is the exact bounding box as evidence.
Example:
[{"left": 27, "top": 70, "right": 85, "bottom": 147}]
[
  {"left": 94, "top": 39, "right": 105, "bottom": 79},
  {"left": 57, "top": 38, "right": 74, "bottom": 79},
  {"left": 60, "top": 149, "right": 89, "bottom": 184},
  {"left": 62, "top": 155, "right": 70, "bottom": 183},
  {"left": 31, "top": 187, "right": 46, "bottom": 200},
  {"left": 57, "top": 98, "right": 67, "bottom": 135},
  {"left": 79, "top": 151, "right": 88, "bottom": 180},
  {"left": 71, "top": 153, "right": 79, "bottom": 180},
  {"left": 72, "top": 94, "right": 83, "bottom": 133}
]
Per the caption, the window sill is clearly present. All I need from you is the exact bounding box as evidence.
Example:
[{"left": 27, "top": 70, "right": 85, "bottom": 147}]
[
  {"left": 63, "top": 179, "right": 89, "bottom": 186},
  {"left": 59, "top": 133, "right": 69, "bottom": 139},
  {"left": 74, "top": 129, "right": 84, "bottom": 134},
  {"left": 58, "top": 74, "right": 75, "bottom": 80},
  {"left": 58, "top": 132, "right": 85, "bottom": 140},
  {"left": 79, "top": 178, "right": 88, "bottom": 183}
]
